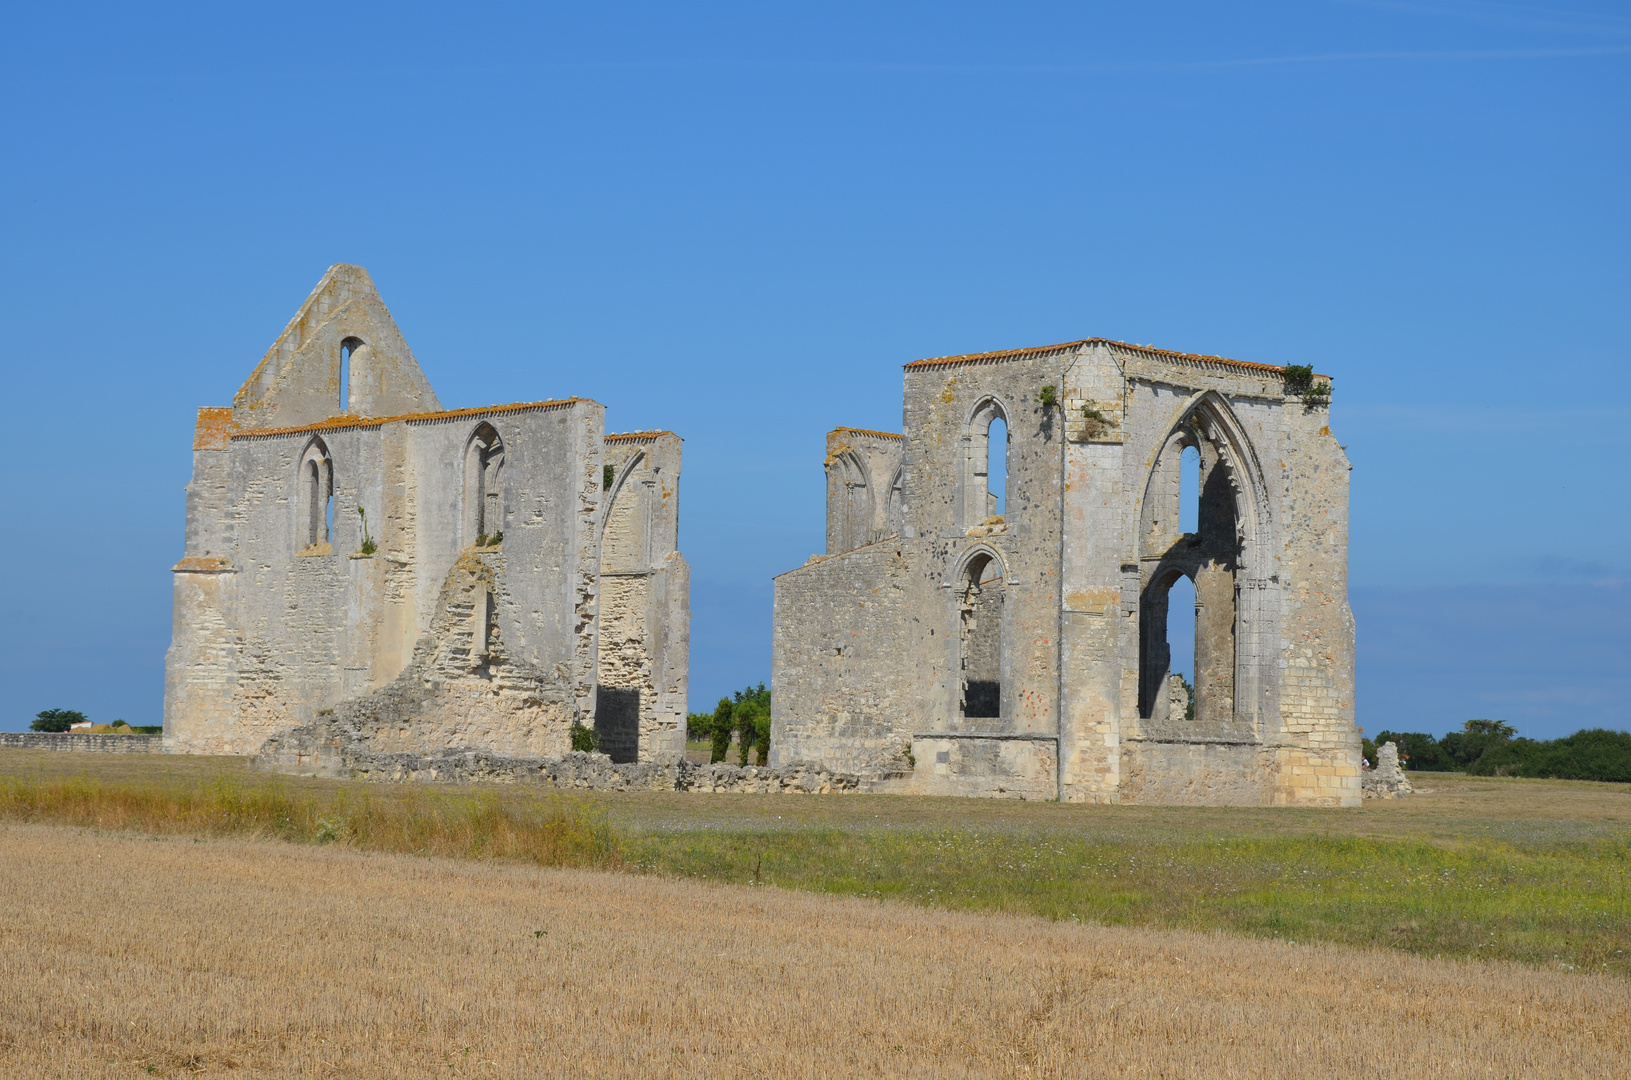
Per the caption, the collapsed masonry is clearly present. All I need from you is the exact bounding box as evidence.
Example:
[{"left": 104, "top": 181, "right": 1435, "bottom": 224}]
[
  {"left": 163, "top": 264, "right": 688, "bottom": 766},
  {"left": 1361, "top": 742, "right": 1413, "bottom": 800},
  {"left": 772, "top": 338, "right": 1359, "bottom": 806}
]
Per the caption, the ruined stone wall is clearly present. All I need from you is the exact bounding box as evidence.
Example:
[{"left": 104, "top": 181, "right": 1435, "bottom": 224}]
[
  {"left": 896, "top": 353, "right": 1066, "bottom": 757},
  {"left": 1055, "top": 340, "right": 1358, "bottom": 805},
  {"left": 774, "top": 337, "right": 1357, "bottom": 806},
  {"left": 165, "top": 264, "right": 689, "bottom": 769},
  {"left": 260, "top": 743, "right": 866, "bottom": 795},
  {"left": 770, "top": 541, "right": 917, "bottom": 777},
  {"left": 255, "top": 552, "right": 579, "bottom": 767},
  {"left": 596, "top": 433, "right": 688, "bottom": 763},
  {"left": 0, "top": 734, "right": 164, "bottom": 753},
  {"left": 1269, "top": 382, "right": 1359, "bottom": 806},
  {"left": 165, "top": 399, "right": 602, "bottom": 757}
]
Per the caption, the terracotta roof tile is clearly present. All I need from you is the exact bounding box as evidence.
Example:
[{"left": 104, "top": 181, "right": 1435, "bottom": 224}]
[
  {"left": 904, "top": 338, "right": 1318, "bottom": 378},
  {"left": 830, "top": 426, "right": 903, "bottom": 441},
  {"left": 231, "top": 398, "right": 589, "bottom": 441},
  {"left": 606, "top": 430, "right": 678, "bottom": 442}
]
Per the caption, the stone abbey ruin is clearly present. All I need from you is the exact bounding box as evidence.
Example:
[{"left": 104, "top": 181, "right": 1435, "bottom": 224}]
[
  {"left": 163, "top": 265, "right": 689, "bottom": 771},
  {"left": 771, "top": 339, "right": 1358, "bottom": 806},
  {"left": 162, "top": 267, "right": 1356, "bottom": 804}
]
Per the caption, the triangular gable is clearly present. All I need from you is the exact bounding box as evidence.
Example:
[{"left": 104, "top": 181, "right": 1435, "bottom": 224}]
[{"left": 232, "top": 264, "right": 441, "bottom": 430}]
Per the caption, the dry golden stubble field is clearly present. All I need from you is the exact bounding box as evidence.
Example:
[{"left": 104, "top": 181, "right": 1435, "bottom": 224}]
[
  {"left": 4, "top": 750, "right": 1627, "bottom": 974},
  {"left": 3, "top": 823, "right": 1629, "bottom": 1079}
]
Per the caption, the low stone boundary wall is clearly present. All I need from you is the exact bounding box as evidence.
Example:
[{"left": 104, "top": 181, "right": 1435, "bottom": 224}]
[
  {"left": 0, "top": 732, "right": 164, "bottom": 753},
  {"left": 255, "top": 739, "right": 871, "bottom": 794}
]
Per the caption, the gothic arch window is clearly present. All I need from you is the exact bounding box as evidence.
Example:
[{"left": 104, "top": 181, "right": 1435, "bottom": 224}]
[
  {"left": 463, "top": 423, "right": 505, "bottom": 546},
  {"left": 339, "top": 337, "right": 363, "bottom": 415},
  {"left": 885, "top": 464, "right": 905, "bottom": 537},
  {"left": 837, "top": 451, "right": 873, "bottom": 552},
  {"left": 1136, "top": 394, "right": 1272, "bottom": 726},
  {"left": 958, "top": 551, "right": 1004, "bottom": 721},
  {"left": 297, "top": 438, "right": 333, "bottom": 551},
  {"left": 963, "top": 398, "right": 1009, "bottom": 528},
  {"left": 1138, "top": 568, "right": 1198, "bottom": 723}
]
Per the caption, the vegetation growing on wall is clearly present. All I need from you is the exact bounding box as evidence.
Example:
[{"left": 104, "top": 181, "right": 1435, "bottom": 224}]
[
  {"left": 1281, "top": 364, "right": 1332, "bottom": 407},
  {"left": 356, "top": 506, "right": 377, "bottom": 556},
  {"left": 569, "top": 721, "right": 598, "bottom": 754}
]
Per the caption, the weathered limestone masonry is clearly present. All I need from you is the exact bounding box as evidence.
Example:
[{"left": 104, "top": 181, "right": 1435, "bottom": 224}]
[
  {"left": 255, "top": 740, "right": 864, "bottom": 794},
  {"left": 1361, "top": 741, "right": 1414, "bottom": 800},
  {"left": 772, "top": 339, "right": 1358, "bottom": 806},
  {"left": 0, "top": 733, "right": 163, "bottom": 754},
  {"left": 164, "top": 264, "right": 689, "bottom": 766}
]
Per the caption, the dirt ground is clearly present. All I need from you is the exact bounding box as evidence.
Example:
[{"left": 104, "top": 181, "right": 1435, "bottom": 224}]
[{"left": 2, "top": 821, "right": 1626, "bottom": 1079}]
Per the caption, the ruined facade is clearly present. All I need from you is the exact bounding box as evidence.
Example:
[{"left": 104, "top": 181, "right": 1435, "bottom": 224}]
[
  {"left": 164, "top": 264, "right": 688, "bottom": 763},
  {"left": 772, "top": 339, "right": 1357, "bottom": 806}
]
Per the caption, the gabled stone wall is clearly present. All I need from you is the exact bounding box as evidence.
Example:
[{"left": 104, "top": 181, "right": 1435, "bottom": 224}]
[{"left": 164, "top": 265, "right": 688, "bottom": 766}]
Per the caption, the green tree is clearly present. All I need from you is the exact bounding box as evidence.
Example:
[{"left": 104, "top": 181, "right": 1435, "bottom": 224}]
[
  {"left": 728, "top": 683, "right": 771, "bottom": 766},
  {"left": 708, "top": 697, "right": 735, "bottom": 763},
  {"left": 31, "top": 708, "right": 87, "bottom": 733},
  {"left": 1374, "top": 730, "right": 1452, "bottom": 771},
  {"left": 1469, "top": 728, "right": 1631, "bottom": 782},
  {"left": 1439, "top": 718, "right": 1515, "bottom": 768}
]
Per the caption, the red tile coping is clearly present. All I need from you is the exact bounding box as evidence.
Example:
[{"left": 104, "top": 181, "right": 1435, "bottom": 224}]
[
  {"left": 830, "top": 427, "right": 903, "bottom": 441},
  {"left": 226, "top": 398, "right": 589, "bottom": 441},
  {"left": 905, "top": 338, "right": 1322, "bottom": 379}
]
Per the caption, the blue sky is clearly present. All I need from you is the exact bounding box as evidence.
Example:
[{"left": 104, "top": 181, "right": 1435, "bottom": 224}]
[{"left": 1, "top": 1, "right": 1625, "bottom": 738}]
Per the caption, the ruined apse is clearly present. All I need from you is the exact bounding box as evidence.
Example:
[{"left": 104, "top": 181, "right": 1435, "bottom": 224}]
[
  {"left": 164, "top": 264, "right": 688, "bottom": 764},
  {"left": 771, "top": 339, "right": 1357, "bottom": 806}
]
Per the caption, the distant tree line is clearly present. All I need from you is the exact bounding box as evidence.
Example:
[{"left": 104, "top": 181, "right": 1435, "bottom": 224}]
[
  {"left": 687, "top": 684, "right": 771, "bottom": 766},
  {"left": 1370, "top": 719, "right": 1631, "bottom": 783}
]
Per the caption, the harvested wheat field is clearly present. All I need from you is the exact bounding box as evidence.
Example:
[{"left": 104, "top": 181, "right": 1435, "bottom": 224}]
[{"left": 2, "top": 823, "right": 1626, "bottom": 1079}]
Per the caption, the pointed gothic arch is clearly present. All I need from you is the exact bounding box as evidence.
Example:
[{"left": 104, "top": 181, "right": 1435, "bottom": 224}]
[
  {"left": 1135, "top": 392, "right": 1274, "bottom": 727},
  {"left": 955, "top": 547, "right": 1006, "bottom": 722},
  {"left": 961, "top": 396, "right": 1011, "bottom": 528},
  {"left": 885, "top": 463, "right": 905, "bottom": 537},
  {"left": 296, "top": 437, "right": 333, "bottom": 551},
  {"left": 462, "top": 423, "right": 504, "bottom": 546},
  {"left": 831, "top": 450, "right": 875, "bottom": 552}
]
